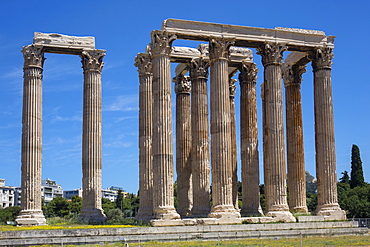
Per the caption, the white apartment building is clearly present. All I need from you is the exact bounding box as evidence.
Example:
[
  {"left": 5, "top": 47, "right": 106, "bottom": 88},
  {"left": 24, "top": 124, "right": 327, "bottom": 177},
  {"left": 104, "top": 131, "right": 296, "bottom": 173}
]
[{"left": 41, "top": 178, "right": 63, "bottom": 203}]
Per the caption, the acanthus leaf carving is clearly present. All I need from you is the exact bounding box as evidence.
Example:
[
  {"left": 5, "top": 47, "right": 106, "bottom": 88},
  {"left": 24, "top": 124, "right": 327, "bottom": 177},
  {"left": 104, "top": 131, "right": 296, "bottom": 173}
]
[
  {"left": 134, "top": 54, "right": 152, "bottom": 75},
  {"left": 81, "top": 50, "right": 105, "bottom": 72},
  {"left": 150, "top": 31, "right": 177, "bottom": 56},
  {"left": 209, "top": 38, "right": 235, "bottom": 60},
  {"left": 309, "top": 47, "right": 333, "bottom": 70},
  {"left": 239, "top": 62, "right": 258, "bottom": 85},
  {"left": 173, "top": 75, "right": 191, "bottom": 94},
  {"left": 283, "top": 64, "right": 306, "bottom": 87},
  {"left": 256, "top": 42, "right": 287, "bottom": 66},
  {"left": 229, "top": 78, "right": 237, "bottom": 99},
  {"left": 189, "top": 57, "right": 209, "bottom": 80},
  {"left": 22, "top": 45, "right": 45, "bottom": 68}
]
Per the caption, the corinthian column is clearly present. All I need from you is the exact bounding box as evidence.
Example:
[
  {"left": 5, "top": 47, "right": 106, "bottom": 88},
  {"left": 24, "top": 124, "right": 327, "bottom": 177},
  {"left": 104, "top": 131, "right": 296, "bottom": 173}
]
[
  {"left": 208, "top": 39, "right": 240, "bottom": 219},
  {"left": 229, "top": 78, "right": 239, "bottom": 210},
  {"left": 174, "top": 74, "right": 192, "bottom": 217},
  {"left": 150, "top": 31, "right": 180, "bottom": 220},
  {"left": 79, "top": 49, "right": 106, "bottom": 223},
  {"left": 189, "top": 57, "right": 211, "bottom": 217},
  {"left": 239, "top": 62, "right": 263, "bottom": 216},
  {"left": 257, "top": 43, "right": 294, "bottom": 221},
  {"left": 16, "top": 45, "right": 46, "bottom": 226},
  {"left": 310, "top": 47, "right": 345, "bottom": 220},
  {"left": 135, "top": 53, "right": 154, "bottom": 220},
  {"left": 283, "top": 64, "right": 308, "bottom": 213}
]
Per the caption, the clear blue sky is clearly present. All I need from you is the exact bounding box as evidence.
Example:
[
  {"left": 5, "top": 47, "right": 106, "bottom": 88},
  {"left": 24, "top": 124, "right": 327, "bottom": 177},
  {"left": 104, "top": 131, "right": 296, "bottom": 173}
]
[{"left": 1, "top": 1, "right": 369, "bottom": 193}]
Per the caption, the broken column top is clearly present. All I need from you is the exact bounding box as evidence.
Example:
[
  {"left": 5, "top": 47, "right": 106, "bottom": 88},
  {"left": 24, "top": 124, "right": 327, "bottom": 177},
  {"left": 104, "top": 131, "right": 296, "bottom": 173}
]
[{"left": 32, "top": 32, "right": 97, "bottom": 55}]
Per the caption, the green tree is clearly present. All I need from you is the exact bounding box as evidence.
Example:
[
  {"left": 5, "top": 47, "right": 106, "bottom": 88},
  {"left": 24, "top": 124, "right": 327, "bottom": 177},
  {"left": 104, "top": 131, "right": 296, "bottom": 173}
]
[
  {"left": 102, "top": 198, "right": 116, "bottom": 215},
  {"left": 350, "top": 144, "right": 365, "bottom": 188},
  {"left": 339, "top": 171, "right": 350, "bottom": 184},
  {"left": 44, "top": 196, "right": 70, "bottom": 218},
  {"left": 115, "top": 189, "right": 124, "bottom": 211},
  {"left": 0, "top": 206, "right": 21, "bottom": 223},
  {"left": 69, "top": 195, "right": 82, "bottom": 215},
  {"left": 340, "top": 184, "right": 370, "bottom": 218}
]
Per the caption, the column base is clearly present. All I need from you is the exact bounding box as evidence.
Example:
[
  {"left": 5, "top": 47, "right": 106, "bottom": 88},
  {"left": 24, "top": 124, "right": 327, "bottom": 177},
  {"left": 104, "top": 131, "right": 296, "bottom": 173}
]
[
  {"left": 290, "top": 206, "right": 309, "bottom": 214},
  {"left": 78, "top": 208, "right": 106, "bottom": 223},
  {"left": 191, "top": 206, "right": 211, "bottom": 218},
  {"left": 316, "top": 204, "right": 346, "bottom": 221},
  {"left": 136, "top": 208, "right": 154, "bottom": 222},
  {"left": 177, "top": 207, "right": 192, "bottom": 217},
  {"left": 241, "top": 206, "right": 264, "bottom": 217},
  {"left": 208, "top": 204, "right": 241, "bottom": 219},
  {"left": 16, "top": 210, "right": 46, "bottom": 226},
  {"left": 265, "top": 210, "right": 296, "bottom": 223},
  {"left": 153, "top": 206, "right": 181, "bottom": 220}
]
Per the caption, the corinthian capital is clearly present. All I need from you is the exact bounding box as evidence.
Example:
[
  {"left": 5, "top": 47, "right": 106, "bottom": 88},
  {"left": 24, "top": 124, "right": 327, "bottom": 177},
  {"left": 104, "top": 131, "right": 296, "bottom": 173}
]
[
  {"left": 150, "top": 31, "right": 177, "bottom": 56},
  {"left": 189, "top": 57, "right": 209, "bottom": 80},
  {"left": 284, "top": 65, "right": 306, "bottom": 87},
  {"left": 81, "top": 49, "right": 105, "bottom": 72},
  {"left": 256, "top": 42, "right": 287, "bottom": 66},
  {"left": 229, "top": 78, "right": 237, "bottom": 99},
  {"left": 134, "top": 53, "right": 152, "bottom": 75},
  {"left": 209, "top": 38, "right": 234, "bottom": 60},
  {"left": 309, "top": 47, "right": 333, "bottom": 70},
  {"left": 239, "top": 62, "right": 258, "bottom": 85},
  {"left": 173, "top": 75, "right": 191, "bottom": 94},
  {"left": 22, "top": 45, "right": 45, "bottom": 68}
]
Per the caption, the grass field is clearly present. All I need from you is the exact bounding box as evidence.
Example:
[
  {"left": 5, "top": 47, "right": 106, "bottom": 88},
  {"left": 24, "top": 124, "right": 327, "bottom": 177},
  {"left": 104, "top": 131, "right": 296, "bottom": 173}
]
[{"left": 24, "top": 235, "right": 370, "bottom": 246}]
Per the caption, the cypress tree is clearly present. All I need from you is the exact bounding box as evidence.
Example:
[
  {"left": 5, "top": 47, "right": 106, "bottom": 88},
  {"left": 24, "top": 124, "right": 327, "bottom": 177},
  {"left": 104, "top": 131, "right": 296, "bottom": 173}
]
[{"left": 350, "top": 144, "right": 365, "bottom": 188}]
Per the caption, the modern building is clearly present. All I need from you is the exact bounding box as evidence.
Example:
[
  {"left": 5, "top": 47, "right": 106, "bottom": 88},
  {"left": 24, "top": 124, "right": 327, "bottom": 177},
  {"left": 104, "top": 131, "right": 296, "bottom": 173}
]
[
  {"left": 41, "top": 178, "right": 63, "bottom": 203},
  {"left": 0, "top": 179, "right": 15, "bottom": 208}
]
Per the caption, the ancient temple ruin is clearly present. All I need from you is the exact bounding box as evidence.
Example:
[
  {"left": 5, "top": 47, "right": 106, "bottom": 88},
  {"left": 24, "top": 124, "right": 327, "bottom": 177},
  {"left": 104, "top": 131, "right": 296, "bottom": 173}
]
[
  {"left": 135, "top": 19, "right": 346, "bottom": 225},
  {"left": 17, "top": 33, "right": 106, "bottom": 225}
]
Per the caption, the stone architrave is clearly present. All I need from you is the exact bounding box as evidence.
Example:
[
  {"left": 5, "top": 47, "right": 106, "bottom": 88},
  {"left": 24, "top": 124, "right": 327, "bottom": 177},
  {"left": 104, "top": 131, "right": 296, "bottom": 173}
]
[
  {"left": 257, "top": 42, "right": 295, "bottom": 222},
  {"left": 189, "top": 57, "right": 211, "bottom": 217},
  {"left": 174, "top": 74, "right": 193, "bottom": 217},
  {"left": 16, "top": 45, "right": 47, "bottom": 226},
  {"left": 208, "top": 38, "right": 240, "bottom": 220},
  {"left": 150, "top": 31, "right": 180, "bottom": 220},
  {"left": 229, "top": 77, "right": 239, "bottom": 210},
  {"left": 310, "top": 47, "right": 346, "bottom": 220},
  {"left": 79, "top": 49, "right": 106, "bottom": 223},
  {"left": 135, "top": 53, "right": 154, "bottom": 220},
  {"left": 283, "top": 64, "right": 308, "bottom": 213},
  {"left": 239, "top": 62, "right": 263, "bottom": 216}
]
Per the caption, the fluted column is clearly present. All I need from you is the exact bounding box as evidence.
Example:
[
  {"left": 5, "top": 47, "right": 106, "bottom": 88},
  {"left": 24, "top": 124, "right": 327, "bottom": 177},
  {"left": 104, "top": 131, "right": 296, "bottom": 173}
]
[
  {"left": 229, "top": 78, "right": 239, "bottom": 210},
  {"left": 208, "top": 39, "right": 240, "bottom": 219},
  {"left": 189, "top": 57, "right": 211, "bottom": 217},
  {"left": 283, "top": 65, "right": 308, "bottom": 213},
  {"left": 79, "top": 49, "right": 106, "bottom": 223},
  {"left": 174, "top": 75, "right": 192, "bottom": 217},
  {"left": 135, "top": 53, "right": 154, "bottom": 220},
  {"left": 150, "top": 31, "right": 180, "bottom": 220},
  {"left": 16, "top": 45, "right": 46, "bottom": 226},
  {"left": 310, "top": 47, "right": 345, "bottom": 219},
  {"left": 257, "top": 43, "right": 294, "bottom": 221},
  {"left": 239, "top": 63, "right": 263, "bottom": 216}
]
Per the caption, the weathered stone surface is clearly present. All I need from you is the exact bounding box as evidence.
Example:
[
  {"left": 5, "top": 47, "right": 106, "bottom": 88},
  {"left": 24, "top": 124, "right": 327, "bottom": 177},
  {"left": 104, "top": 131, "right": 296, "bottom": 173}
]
[
  {"left": 79, "top": 49, "right": 106, "bottom": 223},
  {"left": 16, "top": 45, "right": 46, "bottom": 226},
  {"left": 135, "top": 53, "right": 154, "bottom": 221}
]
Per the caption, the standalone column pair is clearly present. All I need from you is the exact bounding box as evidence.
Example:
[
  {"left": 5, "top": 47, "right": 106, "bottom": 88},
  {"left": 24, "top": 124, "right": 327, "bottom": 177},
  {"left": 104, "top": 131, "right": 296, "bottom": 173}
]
[{"left": 17, "top": 45, "right": 106, "bottom": 226}]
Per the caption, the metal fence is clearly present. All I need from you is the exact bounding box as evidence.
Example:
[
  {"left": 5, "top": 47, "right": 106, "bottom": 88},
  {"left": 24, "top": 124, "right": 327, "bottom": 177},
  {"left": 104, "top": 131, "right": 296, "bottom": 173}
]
[{"left": 352, "top": 218, "right": 370, "bottom": 228}]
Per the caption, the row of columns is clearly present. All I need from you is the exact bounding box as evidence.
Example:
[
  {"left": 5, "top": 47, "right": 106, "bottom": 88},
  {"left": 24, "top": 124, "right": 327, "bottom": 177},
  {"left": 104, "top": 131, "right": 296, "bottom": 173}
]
[
  {"left": 16, "top": 45, "right": 106, "bottom": 225},
  {"left": 136, "top": 30, "right": 344, "bottom": 222}
]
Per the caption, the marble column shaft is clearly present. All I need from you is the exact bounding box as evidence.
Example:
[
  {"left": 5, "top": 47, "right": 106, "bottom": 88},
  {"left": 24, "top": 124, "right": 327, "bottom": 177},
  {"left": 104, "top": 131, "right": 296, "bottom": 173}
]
[
  {"left": 257, "top": 43, "right": 290, "bottom": 213},
  {"left": 17, "top": 45, "right": 46, "bottom": 226},
  {"left": 239, "top": 63, "right": 263, "bottom": 216},
  {"left": 189, "top": 57, "right": 211, "bottom": 216},
  {"left": 135, "top": 54, "right": 154, "bottom": 220},
  {"left": 150, "top": 31, "right": 180, "bottom": 220},
  {"left": 80, "top": 49, "right": 106, "bottom": 223},
  {"left": 284, "top": 65, "right": 308, "bottom": 213},
  {"left": 311, "top": 48, "right": 342, "bottom": 214},
  {"left": 229, "top": 78, "right": 239, "bottom": 210},
  {"left": 174, "top": 75, "right": 193, "bottom": 217},
  {"left": 208, "top": 39, "right": 240, "bottom": 218}
]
